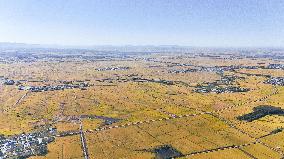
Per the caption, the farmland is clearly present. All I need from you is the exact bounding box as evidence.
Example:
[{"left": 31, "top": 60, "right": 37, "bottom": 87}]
[{"left": 0, "top": 48, "right": 284, "bottom": 158}]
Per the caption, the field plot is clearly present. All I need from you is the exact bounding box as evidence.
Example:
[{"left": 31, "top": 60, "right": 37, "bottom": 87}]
[
  {"left": 185, "top": 148, "right": 251, "bottom": 159},
  {"left": 260, "top": 131, "right": 284, "bottom": 152},
  {"left": 29, "top": 135, "right": 83, "bottom": 159},
  {"left": 241, "top": 143, "right": 282, "bottom": 159}
]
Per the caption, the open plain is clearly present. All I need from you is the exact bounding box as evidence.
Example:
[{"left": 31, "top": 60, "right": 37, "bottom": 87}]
[{"left": 1, "top": 48, "right": 284, "bottom": 159}]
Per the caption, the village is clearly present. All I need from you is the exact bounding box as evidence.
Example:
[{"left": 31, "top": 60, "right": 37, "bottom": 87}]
[
  {"left": 95, "top": 66, "right": 130, "bottom": 71},
  {"left": 265, "top": 77, "right": 284, "bottom": 86},
  {"left": 194, "top": 74, "right": 249, "bottom": 93},
  {"left": 0, "top": 76, "right": 91, "bottom": 92},
  {"left": 0, "top": 128, "right": 56, "bottom": 159},
  {"left": 18, "top": 82, "right": 90, "bottom": 92}
]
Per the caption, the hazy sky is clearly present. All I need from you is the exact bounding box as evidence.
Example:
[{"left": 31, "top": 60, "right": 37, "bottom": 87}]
[{"left": 0, "top": 0, "right": 283, "bottom": 47}]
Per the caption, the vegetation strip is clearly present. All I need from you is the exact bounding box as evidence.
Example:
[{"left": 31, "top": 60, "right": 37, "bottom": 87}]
[{"left": 85, "top": 112, "right": 209, "bottom": 133}]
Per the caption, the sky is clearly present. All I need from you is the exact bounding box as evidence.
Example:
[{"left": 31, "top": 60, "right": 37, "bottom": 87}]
[{"left": 0, "top": 0, "right": 283, "bottom": 47}]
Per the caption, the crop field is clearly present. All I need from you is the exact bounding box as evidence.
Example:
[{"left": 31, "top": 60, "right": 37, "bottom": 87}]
[{"left": 0, "top": 51, "right": 284, "bottom": 159}]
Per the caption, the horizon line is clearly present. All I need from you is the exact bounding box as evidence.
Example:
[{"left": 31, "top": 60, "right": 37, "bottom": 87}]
[{"left": 0, "top": 41, "right": 284, "bottom": 49}]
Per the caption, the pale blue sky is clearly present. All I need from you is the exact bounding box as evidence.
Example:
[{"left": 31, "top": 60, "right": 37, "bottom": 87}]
[{"left": 0, "top": 0, "right": 283, "bottom": 47}]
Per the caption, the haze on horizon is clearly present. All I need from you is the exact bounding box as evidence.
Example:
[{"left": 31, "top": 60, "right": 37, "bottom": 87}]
[{"left": 0, "top": 0, "right": 284, "bottom": 47}]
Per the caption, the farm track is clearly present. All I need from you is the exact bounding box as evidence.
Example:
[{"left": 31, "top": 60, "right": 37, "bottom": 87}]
[
  {"left": 2, "top": 91, "right": 30, "bottom": 113},
  {"left": 86, "top": 112, "right": 210, "bottom": 133},
  {"left": 156, "top": 107, "right": 177, "bottom": 117},
  {"left": 13, "top": 91, "right": 29, "bottom": 107},
  {"left": 80, "top": 123, "right": 90, "bottom": 159}
]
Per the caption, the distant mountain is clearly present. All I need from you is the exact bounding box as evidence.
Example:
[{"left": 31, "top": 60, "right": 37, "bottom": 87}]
[
  {"left": 0, "top": 42, "right": 195, "bottom": 52},
  {"left": 0, "top": 42, "right": 43, "bottom": 48},
  {"left": 1, "top": 42, "right": 281, "bottom": 53}
]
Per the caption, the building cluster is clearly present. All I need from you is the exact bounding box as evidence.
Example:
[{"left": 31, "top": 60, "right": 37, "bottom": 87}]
[
  {"left": 194, "top": 75, "right": 249, "bottom": 94},
  {"left": 0, "top": 77, "right": 18, "bottom": 86},
  {"left": 218, "top": 75, "right": 245, "bottom": 85},
  {"left": 169, "top": 65, "right": 264, "bottom": 75},
  {"left": 95, "top": 66, "right": 130, "bottom": 71},
  {"left": 97, "top": 74, "right": 175, "bottom": 85},
  {"left": 0, "top": 76, "right": 92, "bottom": 93},
  {"left": 131, "top": 77, "right": 174, "bottom": 85},
  {"left": 18, "top": 82, "right": 90, "bottom": 92},
  {"left": 169, "top": 65, "right": 240, "bottom": 75},
  {"left": 264, "top": 77, "right": 284, "bottom": 86},
  {"left": 167, "top": 62, "right": 193, "bottom": 67},
  {"left": 168, "top": 68, "right": 198, "bottom": 74},
  {"left": 266, "top": 64, "right": 284, "bottom": 69},
  {"left": 3, "top": 79, "right": 15, "bottom": 85},
  {"left": 0, "top": 128, "right": 56, "bottom": 159},
  {"left": 200, "top": 66, "right": 235, "bottom": 74},
  {"left": 195, "top": 85, "right": 249, "bottom": 94},
  {"left": 0, "top": 53, "right": 37, "bottom": 63}
]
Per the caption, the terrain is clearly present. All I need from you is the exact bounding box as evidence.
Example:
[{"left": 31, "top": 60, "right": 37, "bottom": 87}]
[{"left": 0, "top": 47, "right": 284, "bottom": 159}]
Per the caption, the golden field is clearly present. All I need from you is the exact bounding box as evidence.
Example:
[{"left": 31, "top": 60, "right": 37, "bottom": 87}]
[{"left": 1, "top": 52, "right": 284, "bottom": 159}]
